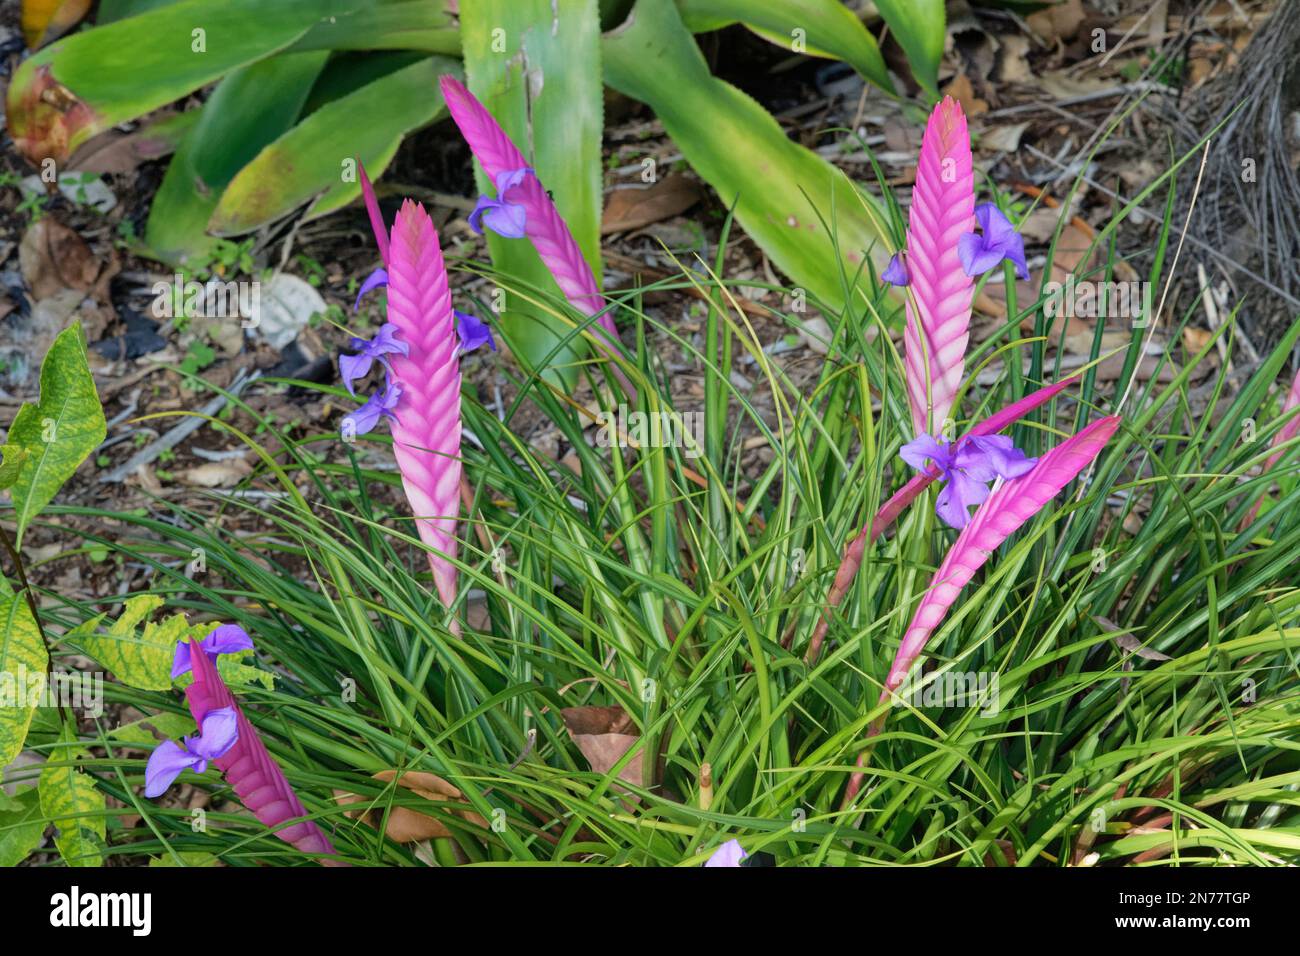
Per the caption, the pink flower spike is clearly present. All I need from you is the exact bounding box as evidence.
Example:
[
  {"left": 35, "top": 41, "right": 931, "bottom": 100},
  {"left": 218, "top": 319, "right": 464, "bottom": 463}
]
[
  {"left": 384, "top": 199, "right": 464, "bottom": 609},
  {"left": 182, "top": 637, "right": 340, "bottom": 862},
  {"left": 903, "top": 97, "right": 976, "bottom": 437},
  {"left": 357, "top": 158, "right": 389, "bottom": 266},
  {"left": 880, "top": 415, "right": 1122, "bottom": 699},
  {"left": 439, "top": 75, "right": 620, "bottom": 345}
]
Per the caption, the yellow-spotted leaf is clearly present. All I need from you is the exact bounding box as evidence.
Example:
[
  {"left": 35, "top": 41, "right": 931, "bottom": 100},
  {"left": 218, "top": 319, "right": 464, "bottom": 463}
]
[
  {"left": 0, "top": 787, "right": 46, "bottom": 866},
  {"left": 0, "top": 444, "right": 29, "bottom": 490},
  {"left": 39, "top": 729, "right": 105, "bottom": 867},
  {"left": 20, "top": 0, "right": 91, "bottom": 49},
  {"left": 0, "top": 596, "right": 47, "bottom": 769},
  {"left": 108, "top": 711, "right": 195, "bottom": 747},
  {"left": 6, "top": 324, "right": 106, "bottom": 547},
  {"left": 74, "top": 595, "right": 190, "bottom": 691}
]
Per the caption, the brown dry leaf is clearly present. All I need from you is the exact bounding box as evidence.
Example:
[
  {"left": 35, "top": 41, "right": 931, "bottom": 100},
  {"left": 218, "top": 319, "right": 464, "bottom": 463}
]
[
  {"left": 18, "top": 216, "right": 111, "bottom": 301},
  {"left": 68, "top": 121, "right": 186, "bottom": 174},
  {"left": 179, "top": 459, "right": 252, "bottom": 488},
  {"left": 334, "top": 770, "right": 486, "bottom": 843},
  {"left": 1183, "top": 327, "right": 1213, "bottom": 352},
  {"left": 996, "top": 34, "right": 1034, "bottom": 84},
  {"left": 602, "top": 174, "right": 703, "bottom": 234},
  {"left": 1027, "top": 0, "right": 1085, "bottom": 42},
  {"left": 560, "top": 705, "right": 645, "bottom": 789},
  {"left": 942, "top": 73, "right": 988, "bottom": 116},
  {"left": 979, "top": 121, "right": 1030, "bottom": 152}
]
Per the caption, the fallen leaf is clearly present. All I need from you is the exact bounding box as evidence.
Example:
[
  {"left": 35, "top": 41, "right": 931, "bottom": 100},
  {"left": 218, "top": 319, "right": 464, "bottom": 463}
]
[
  {"left": 602, "top": 174, "right": 703, "bottom": 234},
  {"left": 245, "top": 274, "right": 326, "bottom": 351},
  {"left": 943, "top": 73, "right": 988, "bottom": 116},
  {"left": 1027, "top": 0, "right": 1085, "bottom": 42},
  {"left": 979, "top": 121, "right": 1030, "bottom": 152},
  {"left": 18, "top": 217, "right": 103, "bottom": 301},
  {"left": 334, "top": 770, "right": 486, "bottom": 843},
  {"left": 178, "top": 459, "right": 251, "bottom": 488},
  {"left": 560, "top": 705, "right": 644, "bottom": 790}
]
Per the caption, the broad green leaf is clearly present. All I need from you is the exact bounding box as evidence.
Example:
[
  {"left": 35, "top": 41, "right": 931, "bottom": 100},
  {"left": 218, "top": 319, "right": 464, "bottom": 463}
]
[
  {"left": 0, "top": 787, "right": 46, "bottom": 867},
  {"left": 875, "top": 0, "right": 944, "bottom": 100},
  {"left": 108, "top": 710, "right": 195, "bottom": 746},
  {"left": 6, "top": 0, "right": 356, "bottom": 163},
  {"left": 39, "top": 729, "right": 105, "bottom": 867},
  {"left": 289, "top": 0, "right": 461, "bottom": 55},
  {"left": 7, "top": 324, "right": 107, "bottom": 547},
  {"left": 677, "top": 0, "right": 894, "bottom": 92},
  {"left": 0, "top": 597, "right": 47, "bottom": 769},
  {"left": 145, "top": 52, "right": 328, "bottom": 265},
  {"left": 97, "top": 0, "right": 180, "bottom": 22},
  {"left": 75, "top": 595, "right": 191, "bottom": 691},
  {"left": 0, "top": 444, "right": 29, "bottom": 489},
  {"left": 209, "top": 56, "right": 461, "bottom": 235},
  {"left": 461, "top": 0, "right": 604, "bottom": 388},
  {"left": 604, "top": 0, "right": 888, "bottom": 314}
]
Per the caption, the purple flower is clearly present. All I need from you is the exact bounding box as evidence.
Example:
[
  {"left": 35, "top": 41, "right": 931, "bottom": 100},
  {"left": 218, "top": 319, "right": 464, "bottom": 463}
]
[
  {"left": 143, "top": 707, "right": 239, "bottom": 797},
  {"left": 456, "top": 310, "right": 496, "bottom": 354},
  {"left": 958, "top": 203, "right": 1029, "bottom": 280},
  {"left": 881, "top": 252, "right": 910, "bottom": 287},
  {"left": 468, "top": 167, "right": 532, "bottom": 239},
  {"left": 705, "top": 838, "right": 747, "bottom": 867},
  {"left": 170, "top": 624, "right": 254, "bottom": 680},
  {"left": 900, "top": 433, "right": 1037, "bottom": 530},
  {"left": 339, "top": 322, "right": 410, "bottom": 395},
  {"left": 353, "top": 267, "right": 390, "bottom": 311},
  {"left": 342, "top": 379, "right": 402, "bottom": 438}
]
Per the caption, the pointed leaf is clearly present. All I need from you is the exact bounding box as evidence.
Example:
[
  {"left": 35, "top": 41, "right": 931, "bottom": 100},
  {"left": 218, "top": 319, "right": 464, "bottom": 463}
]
[
  {"left": 209, "top": 56, "right": 460, "bottom": 235},
  {"left": 0, "top": 787, "right": 46, "bottom": 866},
  {"left": 6, "top": 324, "right": 106, "bottom": 547},
  {"left": 74, "top": 595, "right": 190, "bottom": 691},
  {"left": 677, "top": 0, "right": 893, "bottom": 92},
  {"left": 604, "top": 0, "right": 888, "bottom": 316},
  {"left": 145, "top": 51, "right": 328, "bottom": 264},
  {"left": 6, "top": 0, "right": 357, "bottom": 164},
  {"left": 874, "top": 0, "right": 945, "bottom": 100},
  {"left": 0, "top": 597, "right": 47, "bottom": 768},
  {"left": 38, "top": 729, "right": 105, "bottom": 867}
]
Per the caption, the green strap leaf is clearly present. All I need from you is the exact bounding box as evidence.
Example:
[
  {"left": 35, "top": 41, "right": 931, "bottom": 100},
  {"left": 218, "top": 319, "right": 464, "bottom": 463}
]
[
  {"left": 39, "top": 729, "right": 105, "bottom": 868},
  {"left": 145, "top": 51, "right": 329, "bottom": 264},
  {"left": 209, "top": 55, "right": 461, "bottom": 235},
  {"left": 461, "top": 0, "right": 604, "bottom": 388},
  {"left": 6, "top": 0, "right": 358, "bottom": 162},
  {"left": 604, "top": 0, "right": 889, "bottom": 315},
  {"left": 677, "top": 0, "right": 894, "bottom": 93},
  {"left": 0, "top": 597, "right": 47, "bottom": 769},
  {"left": 7, "top": 324, "right": 107, "bottom": 547},
  {"left": 874, "top": 0, "right": 945, "bottom": 101}
]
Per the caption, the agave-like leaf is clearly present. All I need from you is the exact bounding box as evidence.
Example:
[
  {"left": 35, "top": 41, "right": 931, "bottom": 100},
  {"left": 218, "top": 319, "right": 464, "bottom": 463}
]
[
  {"left": 805, "top": 375, "right": 1079, "bottom": 664},
  {"left": 183, "top": 639, "right": 338, "bottom": 861},
  {"left": 383, "top": 198, "right": 464, "bottom": 610},
  {"left": 881, "top": 415, "right": 1122, "bottom": 697},
  {"left": 439, "top": 74, "right": 618, "bottom": 344},
  {"left": 903, "top": 96, "right": 975, "bottom": 437}
]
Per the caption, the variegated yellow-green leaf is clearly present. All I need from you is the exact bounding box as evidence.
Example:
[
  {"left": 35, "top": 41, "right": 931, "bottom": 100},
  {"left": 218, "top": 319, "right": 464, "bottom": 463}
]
[
  {"left": 604, "top": 0, "right": 888, "bottom": 314},
  {"left": 108, "top": 710, "right": 195, "bottom": 747},
  {"left": 0, "top": 443, "right": 28, "bottom": 490},
  {"left": 74, "top": 595, "right": 194, "bottom": 691},
  {"left": 7, "top": 324, "right": 106, "bottom": 547},
  {"left": 39, "top": 729, "right": 105, "bottom": 867},
  {"left": 461, "top": 0, "right": 604, "bottom": 388},
  {"left": 0, "top": 787, "right": 46, "bottom": 866},
  {"left": 0, "top": 596, "right": 47, "bottom": 769},
  {"left": 6, "top": 0, "right": 358, "bottom": 164},
  {"left": 677, "top": 0, "right": 894, "bottom": 93},
  {"left": 209, "top": 56, "right": 461, "bottom": 235}
]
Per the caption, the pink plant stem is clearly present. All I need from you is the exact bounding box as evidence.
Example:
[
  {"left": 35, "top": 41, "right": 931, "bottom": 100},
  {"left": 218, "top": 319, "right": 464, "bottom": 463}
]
[
  {"left": 1241, "top": 366, "right": 1300, "bottom": 529},
  {"left": 803, "top": 376, "right": 1080, "bottom": 666}
]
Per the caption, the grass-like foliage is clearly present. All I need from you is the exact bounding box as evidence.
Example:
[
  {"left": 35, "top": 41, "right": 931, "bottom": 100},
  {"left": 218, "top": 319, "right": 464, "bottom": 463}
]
[{"left": 15, "top": 132, "right": 1300, "bottom": 868}]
